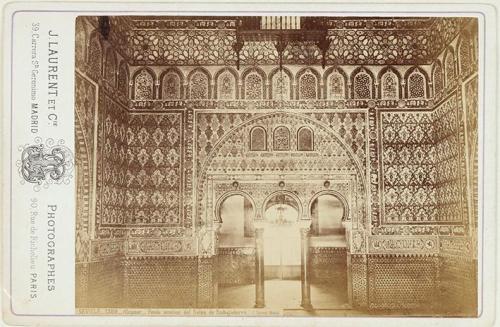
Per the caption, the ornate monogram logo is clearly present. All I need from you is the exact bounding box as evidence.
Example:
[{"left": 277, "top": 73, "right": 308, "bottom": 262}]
[{"left": 18, "top": 138, "right": 74, "bottom": 190}]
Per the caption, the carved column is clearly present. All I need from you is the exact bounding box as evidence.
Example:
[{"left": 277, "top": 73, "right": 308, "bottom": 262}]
[
  {"left": 254, "top": 226, "right": 265, "bottom": 308},
  {"left": 300, "top": 226, "right": 312, "bottom": 310}
]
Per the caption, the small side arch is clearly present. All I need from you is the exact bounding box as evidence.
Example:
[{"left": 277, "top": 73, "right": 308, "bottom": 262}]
[
  {"left": 159, "top": 67, "right": 185, "bottom": 100},
  {"left": 241, "top": 67, "right": 267, "bottom": 100},
  {"left": 131, "top": 67, "right": 156, "bottom": 100},
  {"left": 350, "top": 67, "right": 376, "bottom": 99},
  {"left": 268, "top": 67, "right": 294, "bottom": 100},
  {"left": 214, "top": 67, "right": 239, "bottom": 100},
  {"left": 187, "top": 67, "right": 212, "bottom": 99},
  {"left": 296, "top": 67, "right": 321, "bottom": 100},
  {"left": 404, "top": 66, "right": 430, "bottom": 99},
  {"left": 323, "top": 66, "right": 349, "bottom": 99},
  {"left": 377, "top": 66, "right": 403, "bottom": 99}
]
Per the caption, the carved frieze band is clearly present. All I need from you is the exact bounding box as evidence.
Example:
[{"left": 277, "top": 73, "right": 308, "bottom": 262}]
[{"left": 368, "top": 235, "right": 439, "bottom": 255}]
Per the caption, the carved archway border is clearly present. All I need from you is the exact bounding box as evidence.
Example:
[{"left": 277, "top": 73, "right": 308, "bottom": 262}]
[
  {"left": 196, "top": 111, "right": 368, "bottom": 227},
  {"left": 261, "top": 190, "right": 303, "bottom": 222}
]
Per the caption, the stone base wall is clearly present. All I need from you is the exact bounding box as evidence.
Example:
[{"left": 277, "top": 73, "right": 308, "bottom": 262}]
[
  {"left": 350, "top": 254, "right": 440, "bottom": 312},
  {"left": 76, "top": 256, "right": 124, "bottom": 308},
  {"left": 123, "top": 257, "right": 199, "bottom": 308},
  {"left": 217, "top": 247, "right": 255, "bottom": 286},
  {"left": 439, "top": 255, "right": 477, "bottom": 315}
]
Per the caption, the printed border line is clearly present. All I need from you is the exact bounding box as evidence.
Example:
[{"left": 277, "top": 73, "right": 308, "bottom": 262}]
[{"left": 8, "top": 7, "right": 488, "bottom": 318}]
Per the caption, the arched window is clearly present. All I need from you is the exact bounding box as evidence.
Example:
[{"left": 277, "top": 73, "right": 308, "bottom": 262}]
[
  {"left": 133, "top": 69, "right": 154, "bottom": 100},
  {"left": 217, "top": 71, "right": 236, "bottom": 100},
  {"left": 273, "top": 126, "right": 290, "bottom": 151},
  {"left": 190, "top": 71, "right": 209, "bottom": 99},
  {"left": 433, "top": 63, "right": 444, "bottom": 95},
  {"left": 272, "top": 72, "right": 291, "bottom": 100},
  {"left": 297, "top": 127, "right": 313, "bottom": 151},
  {"left": 117, "top": 61, "right": 128, "bottom": 96},
  {"left": 104, "top": 49, "right": 116, "bottom": 85},
  {"left": 328, "top": 71, "right": 345, "bottom": 99},
  {"left": 459, "top": 36, "right": 472, "bottom": 75},
  {"left": 408, "top": 71, "right": 426, "bottom": 98},
  {"left": 353, "top": 70, "right": 372, "bottom": 99},
  {"left": 250, "top": 126, "right": 267, "bottom": 151},
  {"left": 299, "top": 71, "right": 318, "bottom": 99},
  {"left": 162, "top": 72, "right": 181, "bottom": 99},
  {"left": 444, "top": 50, "right": 456, "bottom": 85},
  {"left": 245, "top": 72, "right": 263, "bottom": 99},
  {"left": 381, "top": 71, "right": 399, "bottom": 99}
]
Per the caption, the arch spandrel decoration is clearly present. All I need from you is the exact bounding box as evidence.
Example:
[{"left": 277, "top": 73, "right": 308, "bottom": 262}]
[{"left": 195, "top": 112, "right": 368, "bottom": 230}]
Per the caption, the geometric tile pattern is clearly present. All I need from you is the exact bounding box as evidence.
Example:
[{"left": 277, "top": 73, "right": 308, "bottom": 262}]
[
  {"left": 217, "top": 247, "right": 255, "bottom": 285},
  {"left": 367, "top": 255, "right": 439, "bottom": 310},
  {"left": 105, "top": 17, "right": 471, "bottom": 66},
  {"left": 96, "top": 94, "right": 129, "bottom": 228},
  {"left": 464, "top": 77, "right": 478, "bottom": 229},
  {"left": 124, "top": 257, "right": 198, "bottom": 308},
  {"left": 380, "top": 111, "right": 437, "bottom": 223},
  {"left": 432, "top": 93, "right": 463, "bottom": 223},
  {"left": 75, "top": 73, "right": 96, "bottom": 262},
  {"left": 126, "top": 113, "right": 183, "bottom": 226}
]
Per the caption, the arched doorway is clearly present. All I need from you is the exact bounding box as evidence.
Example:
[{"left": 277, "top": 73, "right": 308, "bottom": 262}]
[
  {"left": 256, "top": 191, "right": 304, "bottom": 308},
  {"left": 310, "top": 192, "right": 347, "bottom": 238},
  {"left": 218, "top": 193, "right": 255, "bottom": 247},
  {"left": 263, "top": 192, "right": 302, "bottom": 280},
  {"left": 308, "top": 192, "right": 349, "bottom": 309},
  {"left": 216, "top": 193, "right": 256, "bottom": 308}
]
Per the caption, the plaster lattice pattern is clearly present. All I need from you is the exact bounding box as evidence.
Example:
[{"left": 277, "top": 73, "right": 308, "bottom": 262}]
[
  {"left": 126, "top": 113, "right": 184, "bottom": 226},
  {"left": 380, "top": 111, "right": 436, "bottom": 223}
]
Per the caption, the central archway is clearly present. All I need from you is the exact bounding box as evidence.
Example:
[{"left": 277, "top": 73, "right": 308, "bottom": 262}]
[
  {"left": 262, "top": 191, "right": 302, "bottom": 282},
  {"left": 196, "top": 111, "right": 368, "bottom": 229}
]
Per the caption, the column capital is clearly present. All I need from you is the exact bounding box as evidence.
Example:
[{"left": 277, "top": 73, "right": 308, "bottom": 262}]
[
  {"left": 254, "top": 220, "right": 266, "bottom": 230},
  {"left": 297, "top": 219, "right": 312, "bottom": 231}
]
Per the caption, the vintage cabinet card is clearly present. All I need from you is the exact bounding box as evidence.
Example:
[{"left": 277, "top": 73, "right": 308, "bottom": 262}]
[{"left": 1, "top": 1, "right": 498, "bottom": 326}]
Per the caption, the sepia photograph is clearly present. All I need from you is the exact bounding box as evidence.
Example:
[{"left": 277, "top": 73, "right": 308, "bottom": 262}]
[{"left": 73, "top": 15, "right": 479, "bottom": 316}]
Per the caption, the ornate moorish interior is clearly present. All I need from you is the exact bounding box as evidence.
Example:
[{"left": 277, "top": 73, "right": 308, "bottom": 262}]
[{"left": 75, "top": 16, "right": 478, "bottom": 315}]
